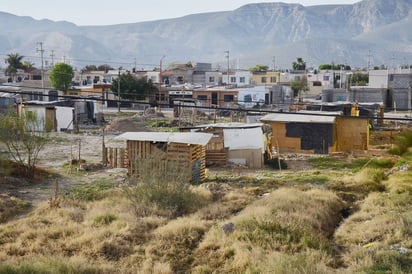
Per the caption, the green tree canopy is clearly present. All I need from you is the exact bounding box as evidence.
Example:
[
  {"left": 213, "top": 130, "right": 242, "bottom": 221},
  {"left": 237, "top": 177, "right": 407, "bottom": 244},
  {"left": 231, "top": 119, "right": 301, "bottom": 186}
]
[
  {"left": 290, "top": 76, "right": 309, "bottom": 100},
  {"left": 97, "top": 64, "right": 113, "bottom": 72},
  {"left": 249, "top": 64, "right": 269, "bottom": 72},
  {"left": 348, "top": 73, "right": 369, "bottom": 87},
  {"left": 81, "top": 64, "right": 114, "bottom": 72},
  {"left": 49, "top": 63, "right": 75, "bottom": 91},
  {"left": 112, "top": 72, "right": 158, "bottom": 101},
  {"left": 292, "top": 57, "right": 306, "bottom": 71},
  {"left": 5, "top": 53, "right": 24, "bottom": 78},
  {"left": 318, "top": 64, "right": 351, "bottom": 71}
]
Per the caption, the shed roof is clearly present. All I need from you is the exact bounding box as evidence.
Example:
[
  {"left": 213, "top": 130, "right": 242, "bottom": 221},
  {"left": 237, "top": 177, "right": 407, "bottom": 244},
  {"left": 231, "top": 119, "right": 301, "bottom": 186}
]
[
  {"left": 114, "top": 132, "right": 212, "bottom": 146},
  {"left": 260, "top": 113, "right": 336, "bottom": 124},
  {"left": 193, "top": 122, "right": 263, "bottom": 129}
]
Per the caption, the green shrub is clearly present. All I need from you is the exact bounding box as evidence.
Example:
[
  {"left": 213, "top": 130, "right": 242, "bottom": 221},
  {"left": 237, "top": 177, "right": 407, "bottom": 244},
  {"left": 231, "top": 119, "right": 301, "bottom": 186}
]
[{"left": 66, "top": 180, "right": 116, "bottom": 201}]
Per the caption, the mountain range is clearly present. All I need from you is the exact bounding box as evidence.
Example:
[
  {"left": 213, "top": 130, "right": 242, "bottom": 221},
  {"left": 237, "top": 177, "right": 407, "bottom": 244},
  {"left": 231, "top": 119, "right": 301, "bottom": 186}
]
[{"left": 1, "top": 0, "right": 412, "bottom": 71}]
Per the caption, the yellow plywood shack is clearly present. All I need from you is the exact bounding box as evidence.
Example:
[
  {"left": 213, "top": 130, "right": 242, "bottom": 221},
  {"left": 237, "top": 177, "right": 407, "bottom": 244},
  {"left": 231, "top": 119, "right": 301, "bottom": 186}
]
[
  {"left": 336, "top": 117, "right": 369, "bottom": 151},
  {"left": 266, "top": 121, "right": 336, "bottom": 154}
]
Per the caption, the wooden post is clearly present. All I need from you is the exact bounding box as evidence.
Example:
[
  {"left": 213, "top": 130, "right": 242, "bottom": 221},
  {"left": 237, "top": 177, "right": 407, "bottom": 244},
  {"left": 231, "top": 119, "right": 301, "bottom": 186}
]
[{"left": 102, "top": 127, "right": 106, "bottom": 166}]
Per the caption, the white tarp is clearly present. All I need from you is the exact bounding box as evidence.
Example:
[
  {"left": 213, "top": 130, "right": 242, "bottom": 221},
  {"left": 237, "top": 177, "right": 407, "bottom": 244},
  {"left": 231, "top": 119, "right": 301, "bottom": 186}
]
[
  {"left": 55, "top": 106, "right": 74, "bottom": 131},
  {"left": 223, "top": 127, "right": 265, "bottom": 153}
]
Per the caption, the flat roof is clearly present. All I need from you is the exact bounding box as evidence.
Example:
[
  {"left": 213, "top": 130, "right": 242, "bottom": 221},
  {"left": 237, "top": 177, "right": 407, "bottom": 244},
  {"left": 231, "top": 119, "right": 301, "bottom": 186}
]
[
  {"left": 114, "top": 132, "right": 212, "bottom": 146},
  {"left": 260, "top": 113, "right": 336, "bottom": 124}
]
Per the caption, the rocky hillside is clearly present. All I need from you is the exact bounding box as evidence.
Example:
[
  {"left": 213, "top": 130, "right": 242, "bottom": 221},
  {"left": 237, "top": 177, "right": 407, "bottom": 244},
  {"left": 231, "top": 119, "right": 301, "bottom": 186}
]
[{"left": 1, "top": 0, "right": 412, "bottom": 69}]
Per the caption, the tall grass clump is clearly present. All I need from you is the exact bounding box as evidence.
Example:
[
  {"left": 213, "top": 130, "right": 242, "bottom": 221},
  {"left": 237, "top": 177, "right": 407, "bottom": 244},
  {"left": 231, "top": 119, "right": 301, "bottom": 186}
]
[
  {"left": 389, "top": 130, "right": 412, "bottom": 156},
  {"left": 124, "top": 153, "right": 208, "bottom": 218},
  {"left": 328, "top": 167, "right": 386, "bottom": 201}
]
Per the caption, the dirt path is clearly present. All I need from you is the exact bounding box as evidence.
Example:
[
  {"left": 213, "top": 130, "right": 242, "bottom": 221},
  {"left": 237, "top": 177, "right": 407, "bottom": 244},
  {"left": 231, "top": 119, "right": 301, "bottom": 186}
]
[{"left": 1, "top": 131, "right": 127, "bottom": 206}]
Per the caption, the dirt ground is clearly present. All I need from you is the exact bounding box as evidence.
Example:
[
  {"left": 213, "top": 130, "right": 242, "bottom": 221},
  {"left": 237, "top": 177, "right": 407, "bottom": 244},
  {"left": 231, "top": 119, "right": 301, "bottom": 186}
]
[{"left": 1, "top": 114, "right": 392, "bottom": 206}]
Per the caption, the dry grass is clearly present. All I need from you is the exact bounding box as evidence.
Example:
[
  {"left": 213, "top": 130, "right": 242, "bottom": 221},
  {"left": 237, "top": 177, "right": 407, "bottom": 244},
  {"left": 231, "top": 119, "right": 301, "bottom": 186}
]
[
  {"left": 0, "top": 195, "right": 31, "bottom": 223},
  {"left": 1, "top": 149, "right": 411, "bottom": 273},
  {"left": 335, "top": 169, "right": 412, "bottom": 273},
  {"left": 192, "top": 187, "right": 346, "bottom": 273}
]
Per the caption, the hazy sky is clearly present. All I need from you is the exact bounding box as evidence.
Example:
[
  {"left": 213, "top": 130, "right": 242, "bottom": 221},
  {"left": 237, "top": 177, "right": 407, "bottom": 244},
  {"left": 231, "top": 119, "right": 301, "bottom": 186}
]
[{"left": 3, "top": 0, "right": 362, "bottom": 26}]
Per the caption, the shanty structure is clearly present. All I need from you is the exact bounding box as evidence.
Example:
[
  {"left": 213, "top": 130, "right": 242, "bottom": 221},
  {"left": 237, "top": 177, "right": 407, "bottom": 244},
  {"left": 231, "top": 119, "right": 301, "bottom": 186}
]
[
  {"left": 111, "top": 132, "right": 212, "bottom": 183},
  {"left": 260, "top": 112, "right": 369, "bottom": 154},
  {"left": 186, "top": 123, "right": 267, "bottom": 168}
]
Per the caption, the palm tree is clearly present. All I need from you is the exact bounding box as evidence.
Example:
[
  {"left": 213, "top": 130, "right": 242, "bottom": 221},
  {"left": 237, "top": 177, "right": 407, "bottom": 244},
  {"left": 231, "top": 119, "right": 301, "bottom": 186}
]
[
  {"left": 292, "top": 57, "right": 306, "bottom": 71},
  {"left": 5, "top": 53, "right": 25, "bottom": 81}
]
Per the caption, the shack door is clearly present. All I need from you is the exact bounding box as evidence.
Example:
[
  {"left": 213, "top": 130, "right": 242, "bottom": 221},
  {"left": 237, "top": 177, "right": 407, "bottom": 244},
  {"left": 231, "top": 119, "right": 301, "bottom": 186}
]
[{"left": 211, "top": 92, "right": 218, "bottom": 105}]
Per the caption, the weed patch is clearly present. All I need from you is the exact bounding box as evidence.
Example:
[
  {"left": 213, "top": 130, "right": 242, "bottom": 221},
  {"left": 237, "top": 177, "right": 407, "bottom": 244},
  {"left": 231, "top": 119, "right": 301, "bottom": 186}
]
[{"left": 66, "top": 180, "right": 117, "bottom": 201}]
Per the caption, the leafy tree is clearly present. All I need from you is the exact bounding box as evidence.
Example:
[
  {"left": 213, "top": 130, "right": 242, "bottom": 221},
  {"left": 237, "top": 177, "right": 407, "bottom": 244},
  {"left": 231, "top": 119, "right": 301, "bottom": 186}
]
[
  {"left": 249, "top": 64, "right": 269, "bottom": 72},
  {"left": 0, "top": 110, "right": 50, "bottom": 179},
  {"left": 112, "top": 72, "right": 158, "bottom": 101},
  {"left": 82, "top": 65, "right": 98, "bottom": 72},
  {"left": 290, "top": 76, "right": 309, "bottom": 101},
  {"left": 318, "top": 63, "right": 351, "bottom": 71},
  {"left": 348, "top": 73, "right": 368, "bottom": 86},
  {"left": 22, "top": 61, "right": 35, "bottom": 71},
  {"left": 49, "top": 63, "right": 74, "bottom": 91},
  {"left": 292, "top": 57, "right": 306, "bottom": 71},
  {"left": 97, "top": 64, "right": 113, "bottom": 72},
  {"left": 5, "top": 53, "right": 24, "bottom": 80}
]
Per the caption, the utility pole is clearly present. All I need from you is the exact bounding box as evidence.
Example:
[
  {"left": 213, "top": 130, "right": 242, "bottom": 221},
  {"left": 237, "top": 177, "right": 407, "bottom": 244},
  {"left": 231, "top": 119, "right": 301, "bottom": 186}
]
[
  {"left": 225, "top": 50, "right": 230, "bottom": 85},
  {"left": 37, "top": 42, "right": 45, "bottom": 96},
  {"left": 117, "top": 70, "right": 121, "bottom": 112},
  {"left": 50, "top": 50, "right": 55, "bottom": 67},
  {"left": 159, "top": 55, "right": 165, "bottom": 111},
  {"left": 272, "top": 56, "right": 276, "bottom": 71}
]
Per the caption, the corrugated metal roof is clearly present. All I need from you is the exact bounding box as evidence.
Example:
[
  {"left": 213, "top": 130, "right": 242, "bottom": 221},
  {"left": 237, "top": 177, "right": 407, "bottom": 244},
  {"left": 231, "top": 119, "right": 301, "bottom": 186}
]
[
  {"left": 193, "top": 122, "right": 263, "bottom": 129},
  {"left": 114, "top": 132, "right": 212, "bottom": 146},
  {"left": 260, "top": 113, "right": 336, "bottom": 123}
]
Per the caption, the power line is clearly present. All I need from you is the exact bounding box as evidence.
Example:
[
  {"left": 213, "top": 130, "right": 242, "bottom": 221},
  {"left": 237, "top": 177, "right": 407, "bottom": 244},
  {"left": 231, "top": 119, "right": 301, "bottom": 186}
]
[{"left": 2, "top": 89, "right": 412, "bottom": 122}]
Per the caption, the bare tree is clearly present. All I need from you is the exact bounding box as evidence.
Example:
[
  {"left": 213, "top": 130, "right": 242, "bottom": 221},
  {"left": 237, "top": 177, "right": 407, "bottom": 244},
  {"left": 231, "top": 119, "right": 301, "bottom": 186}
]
[{"left": 0, "top": 110, "right": 50, "bottom": 179}]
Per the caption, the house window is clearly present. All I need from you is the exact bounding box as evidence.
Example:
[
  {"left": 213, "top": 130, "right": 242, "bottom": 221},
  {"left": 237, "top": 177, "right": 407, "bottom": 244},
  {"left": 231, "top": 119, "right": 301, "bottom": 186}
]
[
  {"left": 49, "top": 90, "right": 58, "bottom": 101},
  {"left": 261, "top": 77, "right": 267, "bottom": 83},
  {"left": 224, "top": 95, "right": 234, "bottom": 102},
  {"left": 30, "top": 91, "right": 44, "bottom": 101},
  {"left": 197, "top": 95, "right": 208, "bottom": 102},
  {"left": 177, "top": 76, "right": 184, "bottom": 84},
  {"left": 209, "top": 76, "right": 215, "bottom": 83},
  {"left": 270, "top": 77, "right": 276, "bottom": 83},
  {"left": 323, "top": 76, "right": 330, "bottom": 81},
  {"left": 313, "top": 81, "right": 322, "bottom": 86},
  {"left": 230, "top": 77, "right": 236, "bottom": 83},
  {"left": 240, "top": 77, "right": 245, "bottom": 83}
]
